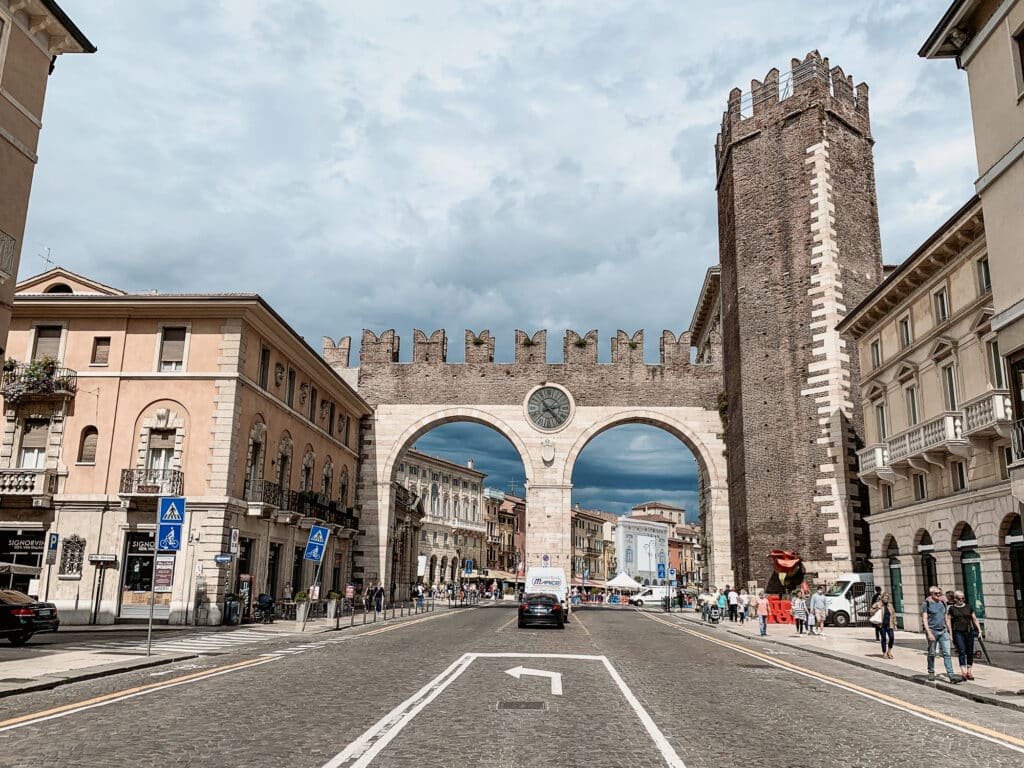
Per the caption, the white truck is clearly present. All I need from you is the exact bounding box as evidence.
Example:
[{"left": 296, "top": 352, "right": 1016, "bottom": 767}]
[
  {"left": 629, "top": 585, "right": 674, "bottom": 607},
  {"left": 824, "top": 572, "right": 874, "bottom": 627},
  {"left": 523, "top": 567, "right": 570, "bottom": 622}
]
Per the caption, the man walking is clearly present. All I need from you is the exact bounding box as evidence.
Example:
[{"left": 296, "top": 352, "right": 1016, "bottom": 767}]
[
  {"left": 809, "top": 586, "right": 828, "bottom": 636},
  {"left": 727, "top": 586, "right": 739, "bottom": 622},
  {"left": 921, "top": 585, "right": 958, "bottom": 683}
]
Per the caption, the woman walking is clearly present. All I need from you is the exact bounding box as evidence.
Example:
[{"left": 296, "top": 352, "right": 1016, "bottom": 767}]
[
  {"left": 755, "top": 590, "right": 770, "bottom": 636},
  {"left": 738, "top": 589, "right": 750, "bottom": 624},
  {"left": 790, "top": 594, "right": 808, "bottom": 635},
  {"left": 871, "top": 592, "right": 898, "bottom": 659},
  {"left": 948, "top": 591, "right": 984, "bottom": 680}
]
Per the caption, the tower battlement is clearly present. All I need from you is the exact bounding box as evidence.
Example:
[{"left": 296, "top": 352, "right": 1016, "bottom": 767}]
[{"left": 715, "top": 51, "right": 870, "bottom": 176}]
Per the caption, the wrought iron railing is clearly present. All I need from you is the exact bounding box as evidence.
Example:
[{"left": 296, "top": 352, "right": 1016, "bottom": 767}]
[
  {"left": 245, "top": 478, "right": 281, "bottom": 508},
  {"left": 1012, "top": 418, "right": 1024, "bottom": 466},
  {"left": 1, "top": 362, "right": 77, "bottom": 404},
  {"left": 119, "top": 468, "right": 184, "bottom": 496},
  {"left": 0, "top": 468, "right": 58, "bottom": 495}
]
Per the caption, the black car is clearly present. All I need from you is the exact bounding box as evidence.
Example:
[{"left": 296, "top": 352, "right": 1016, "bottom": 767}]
[
  {"left": 1, "top": 589, "right": 60, "bottom": 645},
  {"left": 518, "top": 593, "right": 564, "bottom": 629}
]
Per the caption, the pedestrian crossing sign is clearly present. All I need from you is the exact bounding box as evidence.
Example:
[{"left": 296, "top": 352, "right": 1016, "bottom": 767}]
[
  {"left": 159, "top": 497, "right": 186, "bottom": 523},
  {"left": 304, "top": 525, "right": 330, "bottom": 562}
]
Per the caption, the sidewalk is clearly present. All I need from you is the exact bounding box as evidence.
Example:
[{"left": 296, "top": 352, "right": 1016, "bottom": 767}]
[{"left": 672, "top": 609, "right": 1024, "bottom": 711}]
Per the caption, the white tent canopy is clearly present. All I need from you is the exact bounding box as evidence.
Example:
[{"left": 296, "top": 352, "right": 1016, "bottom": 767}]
[{"left": 606, "top": 572, "right": 643, "bottom": 591}]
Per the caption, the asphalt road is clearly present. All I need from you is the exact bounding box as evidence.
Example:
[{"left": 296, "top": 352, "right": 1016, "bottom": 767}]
[{"left": 2, "top": 604, "right": 1023, "bottom": 767}]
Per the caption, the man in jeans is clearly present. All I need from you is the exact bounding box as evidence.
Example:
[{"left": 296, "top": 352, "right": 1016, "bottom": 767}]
[{"left": 921, "top": 585, "right": 958, "bottom": 683}]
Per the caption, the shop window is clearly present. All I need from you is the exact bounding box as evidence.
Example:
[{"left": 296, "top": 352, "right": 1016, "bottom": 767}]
[
  {"left": 158, "top": 327, "right": 186, "bottom": 371},
  {"left": 19, "top": 419, "right": 48, "bottom": 469},
  {"left": 78, "top": 426, "right": 99, "bottom": 464},
  {"left": 59, "top": 535, "right": 85, "bottom": 577},
  {"left": 91, "top": 336, "right": 111, "bottom": 366}
]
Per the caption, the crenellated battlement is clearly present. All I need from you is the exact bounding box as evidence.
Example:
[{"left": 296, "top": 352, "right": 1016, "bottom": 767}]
[
  {"left": 346, "top": 328, "right": 721, "bottom": 368},
  {"left": 715, "top": 51, "right": 870, "bottom": 173}
]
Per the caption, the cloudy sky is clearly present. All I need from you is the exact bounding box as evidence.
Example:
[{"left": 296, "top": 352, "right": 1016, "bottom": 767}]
[{"left": 25, "top": 1, "right": 975, "bottom": 518}]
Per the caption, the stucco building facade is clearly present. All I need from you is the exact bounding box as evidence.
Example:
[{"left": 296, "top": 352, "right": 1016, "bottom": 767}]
[{"left": 0, "top": 268, "right": 370, "bottom": 624}]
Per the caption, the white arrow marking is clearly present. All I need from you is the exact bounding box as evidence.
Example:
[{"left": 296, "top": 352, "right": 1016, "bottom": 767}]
[{"left": 504, "top": 665, "right": 563, "bottom": 695}]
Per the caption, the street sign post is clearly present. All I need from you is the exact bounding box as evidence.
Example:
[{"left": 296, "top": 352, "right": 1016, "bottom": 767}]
[
  {"left": 657, "top": 563, "right": 666, "bottom": 580},
  {"left": 150, "top": 497, "right": 186, "bottom": 657},
  {"left": 302, "top": 525, "right": 330, "bottom": 631},
  {"left": 44, "top": 532, "right": 59, "bottom": 601},
  {"left": 214, "top": 554, "right": 232, "bottom": 564}
]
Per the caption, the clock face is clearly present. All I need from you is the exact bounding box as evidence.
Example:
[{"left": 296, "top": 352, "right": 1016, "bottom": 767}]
[{"left": 527, "top": 386, "right": 572, "bottom": 430}]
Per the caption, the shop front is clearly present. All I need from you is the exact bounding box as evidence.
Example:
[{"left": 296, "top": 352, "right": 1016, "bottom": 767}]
[
  {"left": 0, "top": 529, "right": 44, "bottom": 593},
  {"left": 119, "top": 530, "right": 172, "bottom": 620}
]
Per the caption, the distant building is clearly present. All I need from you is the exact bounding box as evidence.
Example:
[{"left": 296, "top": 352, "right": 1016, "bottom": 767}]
[
  {"left": 615, "top": 515, "right": 670, "bottom": 585},
  {"left": 569, "top": 505, "right": 612, "bottom": 586},
  {"left": 630, "top": 501, "right": 688, "bottom": 526},
  {"left": 395, "top": 449, "right": 485, "bottom": 586},
  {"left": 0, "top": 1, "right": 94, "bottom": 359}
]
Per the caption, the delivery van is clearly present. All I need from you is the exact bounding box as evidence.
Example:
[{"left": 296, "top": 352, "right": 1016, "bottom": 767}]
[
  {"left": 524, "top": 567, "right": 569, "bottom": 621},
  {"left": 629, "top": 585, "right": 673, "bottom": 607},
  {"left": 824, "top": 572, "right": 874, "bottom": 627}
]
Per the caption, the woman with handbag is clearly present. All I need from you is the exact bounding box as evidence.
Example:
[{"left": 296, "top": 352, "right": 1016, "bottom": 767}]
[
  {"left": 870, "top": 592, "right": 898, "bottom": 659},
  {"left": 947, "top": 591, "right": 984, "bottom": 680}
]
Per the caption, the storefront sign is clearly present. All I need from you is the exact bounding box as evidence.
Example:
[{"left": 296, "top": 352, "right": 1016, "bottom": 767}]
[
  {"left": 127, "top": 534, "right": 156, "bottom": 555},
  {"left": 153, "top": 554, "right": 175, "bottom": 592},
  {"left": 0, "top": 531, "right": 45, "bottom": 553}
]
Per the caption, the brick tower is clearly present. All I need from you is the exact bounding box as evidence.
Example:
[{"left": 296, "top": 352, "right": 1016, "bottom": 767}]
[{"left": 716, "top": 52, "right": 884, "bottom": 586}]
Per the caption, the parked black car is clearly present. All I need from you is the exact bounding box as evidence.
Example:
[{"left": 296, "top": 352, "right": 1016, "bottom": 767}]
[
  {"left": 1, "top": 589, "right": 60, "bottom": 645},
  {"left": 518, "top": 592, "right": 564, "bottom": 629}
]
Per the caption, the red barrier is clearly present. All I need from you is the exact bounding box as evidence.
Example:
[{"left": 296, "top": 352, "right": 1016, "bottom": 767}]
[{"left": 766, "top": 595, "right": 794, "bottom": 624}]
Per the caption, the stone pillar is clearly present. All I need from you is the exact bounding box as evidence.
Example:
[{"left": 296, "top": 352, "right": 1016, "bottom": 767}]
[
  {"left": 932, "top": 549, "right": 958, "bottom": 593},
  {"left": 977, "top": 545, "right": 1019, "bottom": 644},
  {"left": 904, "top": 554, "right": 926, "bottom": 631},
  {"left": 522, "top": 483, "right": 573, "bottom": 573}
]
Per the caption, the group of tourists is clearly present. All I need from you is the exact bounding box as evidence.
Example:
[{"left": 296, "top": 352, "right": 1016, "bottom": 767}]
[
  {"left": 918, "top": 585, "right": 985, "bottom": 682},
  {"left": 789, "top": 586, "right": 830, "bottom": 637}
]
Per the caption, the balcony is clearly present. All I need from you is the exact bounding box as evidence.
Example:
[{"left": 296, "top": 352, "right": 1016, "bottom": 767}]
[
  {"left": 857, "top": 443, "right": 894, "bottom": 487},
  {"left": 0, "top": 468, "right": 58, "bottom": 503},
  {"left": 1012, "top": 418, "right": 1024, "bottom": 466},
  {"left": 245, "top": 479, "right": 281, "bottom": 517},
  {"left": 887, "top": 411, "right": 970, "bottom": 473},
  {"left": 119, "top": 468, "right": 184, "bottom": 497},
  {"left": 1, "top": 360, "right": 77, "bottom": 405},
  {"left": 961, "top": 390, "right": 1014, "bottom": 442},
  {"left": 451, "top": 517, "right": 486, "bottom": 533}
]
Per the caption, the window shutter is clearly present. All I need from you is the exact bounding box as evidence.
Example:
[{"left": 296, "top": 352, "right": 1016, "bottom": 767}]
[
  {"left": 33, "top": 326, "right": 61, "bottom": 361},
  {"left": 92, "top": 337, "right": 111, "bottom": 365},
  {"left": 160, "top": 327, "right": 186, "bottom": 363},
  {"left": 21, "top": 420, "right": 49, "bottom": 449},
  {"left": 148, "top": 430, "right": 176, "bottom": 450},
  {"left": 79, "top": 428, "right": 99, "bottom": 463}
]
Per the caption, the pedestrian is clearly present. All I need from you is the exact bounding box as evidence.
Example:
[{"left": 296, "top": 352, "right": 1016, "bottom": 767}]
[
  {"left": 755, "top": 590, "right": 770, "bottom": 636},
  {"left": 947, "top": 591, "right": 983, "bottom": 681},
  {"left": 790, "top": 593, "right": 808, "bottom": 635},
  {"left": 716, "top": 590, "right": 728, "bottom": 619},
  {"left": 738, "top": 589, "right": 749, "bottom": 624},
  {"left": 809, "top": 585, "right": 828, "bottom": 636},
  {"left": 870, "top": 586, "right": 883, "bottom": 641},
  {"left": 416, "top": 583, "right": 425, "bottom": 609},
  {"left": 283, "top": 581, "right": 293, "bottom": 601},
  {"left": 871, "top": 591, "right": 897, "bottom": 659},
  {"left": 727, "top": 586, "right": 739, "bottom": 622},
  {"left": 374, "top": 583, "right": 385, "bottom": 612},
  {"left": 921, "top": 585, "right": 958, "bottom": 683}
]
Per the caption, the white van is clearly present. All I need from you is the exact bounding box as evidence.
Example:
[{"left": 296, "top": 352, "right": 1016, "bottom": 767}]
[
  {"left": 824, "top": 572, "right": 874, "bottom": 627},
  {"left": 629, "top": 586, "right": 673, "bottom": 607},
  {"left": 524, "top": 567, "right": 569, "bottom": 621}
]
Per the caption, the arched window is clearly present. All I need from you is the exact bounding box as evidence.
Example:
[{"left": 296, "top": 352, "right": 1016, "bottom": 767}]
[
  {"left": 78, "top": 426, "right": 99, "bottom": 463},
  {"left": 44, "top": 283, "right": 73, "bottom": 294}
]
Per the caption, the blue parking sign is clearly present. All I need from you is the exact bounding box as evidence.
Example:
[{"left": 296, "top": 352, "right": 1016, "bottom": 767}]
[{"left": 304, "top": 525, "right": 330, "bottom": 562}]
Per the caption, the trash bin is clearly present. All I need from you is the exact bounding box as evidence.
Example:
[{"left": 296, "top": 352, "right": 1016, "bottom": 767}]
[{"left": 223, "top": 598, "right": 241, "bottom": 625}]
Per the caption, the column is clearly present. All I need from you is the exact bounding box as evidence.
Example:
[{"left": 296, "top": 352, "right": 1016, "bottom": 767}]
[
  {"left": 977, "top": 545, "right": 1018, "bottom": 644},
  {"left": 523, "top": 483, "right": 573, "bottom": 573}
]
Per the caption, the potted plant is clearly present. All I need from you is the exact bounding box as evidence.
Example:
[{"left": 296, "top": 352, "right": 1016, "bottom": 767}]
[
  {"left": 294, "top": 590, "right": 309, "bottom": 622},
  {"left": 327, "top": 590, "right": 342, "bottom": 618}
]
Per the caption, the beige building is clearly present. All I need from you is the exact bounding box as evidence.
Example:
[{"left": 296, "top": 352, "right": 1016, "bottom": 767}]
[
  {"left": 921, "top": 1, "right": 1024, "bottom": 505},
  {"left": 395, "top": 448, "right": 485, "bottom": 587},
  {"left": 0, "top": 1, "right": 93, "bottom": 358},
  {"left": 630, "top": 501, "right": 688, "bottom": 526},
  {"left": 0, "top": 268, "right": 370, "bottom": 624},
  {"left": 569, "top": 505, "right": 610, "bottom": 586},
  {"left": 840, "top": 199, "right": 1023, "bottom": 643}
]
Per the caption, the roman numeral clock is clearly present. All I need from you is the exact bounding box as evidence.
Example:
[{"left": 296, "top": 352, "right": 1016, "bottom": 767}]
[{"left": 525, "top": 384, "right": 573, "bottom": 431}]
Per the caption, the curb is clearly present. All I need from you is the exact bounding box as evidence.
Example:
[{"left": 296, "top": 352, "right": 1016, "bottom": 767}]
[
  {"left": 666, "top": 610, "right": 1024, "bottom": 713},
  {"left": 0, "top": 652, "right": 200, "bottom": 699}
]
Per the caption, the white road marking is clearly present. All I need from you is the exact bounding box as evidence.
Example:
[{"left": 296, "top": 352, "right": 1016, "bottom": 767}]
[
  {"left": 504, "top": 665, "right": 563, "bottom": 695},
  {"left": 322, "top": 653, "right": 685, "bottom": 768}
]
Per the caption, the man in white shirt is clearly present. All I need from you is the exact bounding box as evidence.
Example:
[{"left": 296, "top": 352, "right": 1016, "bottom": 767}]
[{"left": 727, "top": 587, "right": 739, "bottom": 622}]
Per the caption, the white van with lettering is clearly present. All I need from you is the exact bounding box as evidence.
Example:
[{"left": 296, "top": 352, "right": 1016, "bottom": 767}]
[
  {"left": 629, "top": 586, "right": 673, "bottom": 607},
  {"left": 524, "top": 567, "right": 569, "bottom": 622}
]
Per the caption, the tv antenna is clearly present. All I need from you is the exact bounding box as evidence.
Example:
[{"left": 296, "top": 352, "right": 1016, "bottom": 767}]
[{"left": 38, "top": 247, "right": 54, "bottom": 269}]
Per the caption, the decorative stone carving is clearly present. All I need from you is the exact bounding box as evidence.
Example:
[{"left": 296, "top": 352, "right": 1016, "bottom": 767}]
[
  {"left": 299, "top": 383, "right": 309, "bottom": 405},
  {"left": 274, "top": 363, "right": 285, "bottom": 386}
]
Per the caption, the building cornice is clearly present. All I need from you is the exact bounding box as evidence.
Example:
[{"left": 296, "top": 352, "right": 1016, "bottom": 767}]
[{"left": 865, "top": 481, "right": 1011, "bottom": 525}]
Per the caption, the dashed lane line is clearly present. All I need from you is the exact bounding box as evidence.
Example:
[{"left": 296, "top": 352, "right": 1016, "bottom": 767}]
[{"left": 642, "top": 612, "right": 1024, "bottom": 754}]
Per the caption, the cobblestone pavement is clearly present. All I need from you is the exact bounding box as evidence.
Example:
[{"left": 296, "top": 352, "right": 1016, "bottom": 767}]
[{"left": 1, "top": 604, "right": 1023, "bottom": 768}]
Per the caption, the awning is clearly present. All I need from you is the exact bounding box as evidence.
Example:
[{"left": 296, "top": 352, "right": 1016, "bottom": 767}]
[
  {"left": 571, "top": 579, "right": 605, "bottom": 589},
  {"left": 0, "top": 562, "right": 42, "bottom": 576}
]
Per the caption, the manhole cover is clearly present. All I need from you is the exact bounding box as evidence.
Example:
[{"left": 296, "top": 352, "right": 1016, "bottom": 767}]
[{"left": 496, "top": 701, "right": 547, "bottom": 711}]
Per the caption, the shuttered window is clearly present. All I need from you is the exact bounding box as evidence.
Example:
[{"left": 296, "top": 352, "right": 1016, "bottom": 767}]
[
  {"left": 78, "top": 427, "right": 99, "bottom": 463},
  {"left": 148, "top": 430, "right": 176, "bottom": 450},
  {"left": 91, "top": 337, "right": 111, "bottom": 366},
  {"left": 33, "top": 326, "right": 61, "bottom": 361},
  {"left": 159, "top": 327, "right": 186, "bottom": 371},
  {"left": 20, "top": 419, "right": 49, "bottom": 449}
]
